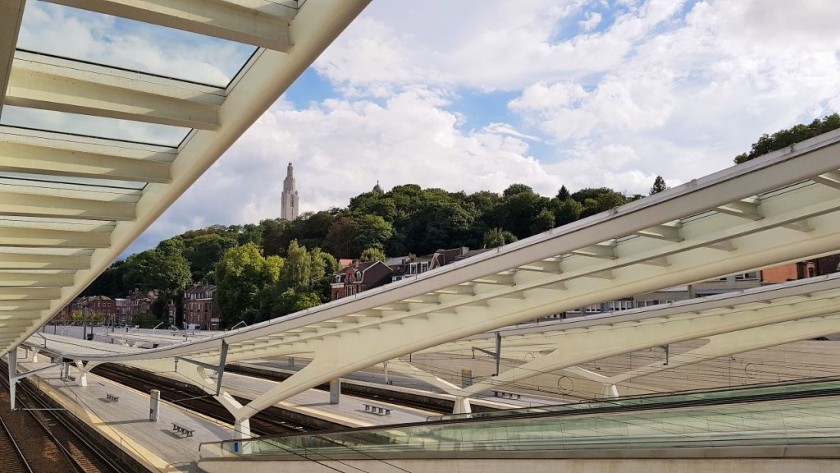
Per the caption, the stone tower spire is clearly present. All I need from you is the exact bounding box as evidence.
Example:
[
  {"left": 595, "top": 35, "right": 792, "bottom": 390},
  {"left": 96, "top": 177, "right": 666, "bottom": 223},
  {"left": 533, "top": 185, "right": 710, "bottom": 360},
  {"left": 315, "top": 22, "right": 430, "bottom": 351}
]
[{"left": 281, "top": 162, "right": 299, "bottom": 220}]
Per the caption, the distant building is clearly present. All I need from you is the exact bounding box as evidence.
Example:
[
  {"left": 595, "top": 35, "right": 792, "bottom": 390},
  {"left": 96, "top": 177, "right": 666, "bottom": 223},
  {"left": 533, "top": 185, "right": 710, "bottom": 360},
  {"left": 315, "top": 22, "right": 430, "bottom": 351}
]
[
  {"left": 127, "top": 289, "right": 156, "bottom": 323},
  {"left": 390, "top": 247, "right": 483, "bottom": 282},
  {"left": 183, "top": 284, "right": 220, "bottom": 330},
  {"left": 281, "top": 162, "right": 299, "bottom": 220},
  {"left": 330, "top": 261, "right": 393, "bottom": 301},
  {"left": 115, "top": 298, "right": 129, "bottom": 325},
  {"left": 330, "top": 247, "right": 488, "bottom": 301},
  {"left": 545, "top": 262, "right": 830, "bottom": 323}
]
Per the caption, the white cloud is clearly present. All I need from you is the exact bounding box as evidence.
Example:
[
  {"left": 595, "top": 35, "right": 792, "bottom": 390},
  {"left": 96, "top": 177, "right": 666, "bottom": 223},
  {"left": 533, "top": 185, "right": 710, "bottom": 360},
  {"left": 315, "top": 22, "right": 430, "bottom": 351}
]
[
  {"left": 20, "top": 0, "right": 839, "bottom": 253},
  {"left": 135, "top": 88, "right": 564, "bottom": 251},
  {"left": 580, "top": 11, "right": 603, "bottom": 32}
]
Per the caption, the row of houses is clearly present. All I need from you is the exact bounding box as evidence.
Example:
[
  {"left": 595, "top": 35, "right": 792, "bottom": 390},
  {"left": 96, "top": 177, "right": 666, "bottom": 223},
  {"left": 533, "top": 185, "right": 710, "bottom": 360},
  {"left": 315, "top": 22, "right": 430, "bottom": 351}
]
[
  {"left": 53, "top": 289, "right": 155, "bottom": 326},
  {"left": 329, "top": 247, "right": 489, "bottom": 300},
  {"left": 52, "top": 252, "right": 840, "bottom": 329},
  {"left": 543, "top": 257, "right": 840, "bottom": 321},
  {"left": 53, "top": 285, "right": 220, "bottom": 330},
  {"left": 330, "top": 249, "right": 840, "bottom": 322}
]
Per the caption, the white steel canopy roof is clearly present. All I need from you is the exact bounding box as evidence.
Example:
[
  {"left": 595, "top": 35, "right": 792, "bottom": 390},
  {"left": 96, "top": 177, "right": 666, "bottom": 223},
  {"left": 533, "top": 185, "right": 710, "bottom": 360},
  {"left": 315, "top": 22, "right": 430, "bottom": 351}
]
[
  {"left": 40, "top": 130, "right": 840, "bottom": 367},
  {"left": 0, "top": 0, "right": 371, "bottom": 357},
  {"left": 18, "top": 130, "right": 840, "bottom": 431}
]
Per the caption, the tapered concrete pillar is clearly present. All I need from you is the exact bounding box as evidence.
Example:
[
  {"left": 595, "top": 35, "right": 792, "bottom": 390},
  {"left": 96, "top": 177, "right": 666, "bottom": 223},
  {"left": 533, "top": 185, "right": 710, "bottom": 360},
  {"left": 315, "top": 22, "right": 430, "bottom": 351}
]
[
  {"left": 453, "top": 396, "right": 472, "bottom": 414},
  {"left": 329, "top": 378, "right": 341, "bottom": 404},
  {"left": 234, "top": 417, "right": 252, "bottom": 439},
  {"left": 8, "top": 348, "right": 17, "bottom": 410},
  {"left": 75, "top": 361, "right": 88, "bottom": 387},
  {"left": 149, "top": 389, "right": 161, "bottom": 422}
]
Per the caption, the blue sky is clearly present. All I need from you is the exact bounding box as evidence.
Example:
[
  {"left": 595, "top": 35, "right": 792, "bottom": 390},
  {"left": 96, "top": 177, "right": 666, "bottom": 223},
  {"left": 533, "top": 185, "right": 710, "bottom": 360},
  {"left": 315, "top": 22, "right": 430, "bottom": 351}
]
[{"left": 12, "top": 0, "right": 840, "bottom": 255}]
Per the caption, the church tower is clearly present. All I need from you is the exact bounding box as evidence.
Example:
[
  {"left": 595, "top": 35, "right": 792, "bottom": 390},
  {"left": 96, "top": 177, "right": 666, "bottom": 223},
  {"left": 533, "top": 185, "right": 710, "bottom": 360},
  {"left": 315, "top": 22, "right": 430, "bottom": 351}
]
[{"left": 281, "top": 162, "right": 299, "bottom": 220}]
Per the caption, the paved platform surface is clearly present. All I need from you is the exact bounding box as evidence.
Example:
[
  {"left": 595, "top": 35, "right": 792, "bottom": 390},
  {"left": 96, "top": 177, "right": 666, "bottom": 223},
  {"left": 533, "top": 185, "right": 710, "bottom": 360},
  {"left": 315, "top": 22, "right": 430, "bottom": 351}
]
[
  {"left": 14, "top": 354, "right": 436, "bottom": 472},
  {"left": 220, "top": 369, "right": 436, "bottom": 427}
]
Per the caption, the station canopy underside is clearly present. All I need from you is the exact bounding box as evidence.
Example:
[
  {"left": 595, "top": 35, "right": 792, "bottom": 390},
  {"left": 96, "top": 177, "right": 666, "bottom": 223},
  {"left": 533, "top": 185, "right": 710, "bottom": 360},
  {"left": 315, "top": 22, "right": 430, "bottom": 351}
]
[
  {"left": 16, "top": 131, "right": 840, "bottom": 401},
  {"left": 0, "top": 0, "right": 372, "bottom": 357}
]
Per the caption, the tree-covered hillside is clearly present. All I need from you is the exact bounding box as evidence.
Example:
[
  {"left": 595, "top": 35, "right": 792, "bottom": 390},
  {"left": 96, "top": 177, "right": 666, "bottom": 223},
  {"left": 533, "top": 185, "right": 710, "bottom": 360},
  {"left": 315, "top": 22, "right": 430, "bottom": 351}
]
[{"left": 84, "top": 112, "right": 837, "bottom": 328}]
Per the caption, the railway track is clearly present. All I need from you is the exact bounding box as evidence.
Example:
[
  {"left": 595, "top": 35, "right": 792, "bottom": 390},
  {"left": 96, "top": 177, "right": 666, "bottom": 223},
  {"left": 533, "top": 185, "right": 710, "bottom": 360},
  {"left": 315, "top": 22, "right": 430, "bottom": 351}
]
[
  {"left": 92, "top": 364, "right": 339, "bottom": 436},
  {"left": 0, "top": 416, "right": 32, "bottom": 473},
  {"left": 0, "top": 361, "right": 137, "bottom": 473},
  {"left": 227, "top": 364, "right": 490, "bottom": 415}
]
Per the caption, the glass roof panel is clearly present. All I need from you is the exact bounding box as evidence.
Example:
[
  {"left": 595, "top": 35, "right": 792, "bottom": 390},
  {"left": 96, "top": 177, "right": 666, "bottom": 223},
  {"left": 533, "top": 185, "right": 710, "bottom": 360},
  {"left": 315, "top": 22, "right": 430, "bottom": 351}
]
[
  {"left": 18, "top": 1, "right": 257, "bottom": 88},
  {"left": 0, "top": 172, "right": 146, "bottom": 191},
  {"left": 0, "top": 216, "right": 116, "bottom": 233},
  {"left": 0, "top": 176, "right": 142, "bottom": 202},
  {"left": 0, "top": 106, "right": 190, "bottom": 147}
]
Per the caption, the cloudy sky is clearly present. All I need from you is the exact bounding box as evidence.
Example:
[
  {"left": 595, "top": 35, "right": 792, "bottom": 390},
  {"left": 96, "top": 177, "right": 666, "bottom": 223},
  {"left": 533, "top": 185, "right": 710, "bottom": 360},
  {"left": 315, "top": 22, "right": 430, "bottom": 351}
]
[{"left": 13, "top": 0, "right": 840, "bottom": 254}]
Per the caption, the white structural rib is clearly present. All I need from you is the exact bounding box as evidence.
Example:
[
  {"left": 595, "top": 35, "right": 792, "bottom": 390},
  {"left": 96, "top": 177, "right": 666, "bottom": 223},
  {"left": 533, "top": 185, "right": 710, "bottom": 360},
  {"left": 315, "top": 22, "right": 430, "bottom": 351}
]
[
  {"left": 413, "top": 273, "right": 840, "bottom": 400},
  {"left": 7, "top": 52, "right": 225, "bottom": 129},
  {"left": 0, "top": 0, "right": 25, "bottom": 109},
  {"left": 44, "top": 0, "right": 296, "bottom": 51},
  {"left": 0, "top": 134, "right": 173, "bottom": 183},
  {"left": 0, "top": 0, "right": 372, "bottom": 358},
  {"left": 0, "top": 226, "right": 112, "bottom": 248},
  {"left": 0, "top": 190, "right": 136, "bottom": 221}
]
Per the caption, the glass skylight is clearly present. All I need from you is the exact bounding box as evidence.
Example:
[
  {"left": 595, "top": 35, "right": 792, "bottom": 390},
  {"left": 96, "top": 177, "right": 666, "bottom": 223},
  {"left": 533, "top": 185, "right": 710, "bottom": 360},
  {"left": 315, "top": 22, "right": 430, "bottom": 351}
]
[
  {"left": 0, "top": 172, "right": 147, "bottom": 191},
  {"left": 0, "top": 106, "right": 190, "bottom": 147},
  {"left": 18, "top": 1, "right": 257, "bottom": 87}
]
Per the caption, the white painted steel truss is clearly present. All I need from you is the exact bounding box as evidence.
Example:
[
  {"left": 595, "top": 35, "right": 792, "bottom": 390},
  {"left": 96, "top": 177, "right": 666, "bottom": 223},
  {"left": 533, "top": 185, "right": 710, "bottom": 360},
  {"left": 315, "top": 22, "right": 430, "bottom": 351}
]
[
  {"left": 400, "top": 273, "right": 840, "bottom": 410},
  {"left": 0, "top": 0, "right": 371, "bottom": 357},
  {"left": 33, "top": 130, "right": 840, "bottom": 436}
]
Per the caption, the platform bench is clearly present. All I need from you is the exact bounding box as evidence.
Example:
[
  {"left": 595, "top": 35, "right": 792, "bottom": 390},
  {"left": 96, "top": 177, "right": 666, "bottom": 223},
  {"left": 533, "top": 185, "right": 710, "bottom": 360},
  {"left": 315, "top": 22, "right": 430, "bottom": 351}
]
[
  {"left": 105, "top": 393, "right": 119, "bottom": 402},
  {"left": 493, "top": 390, "right": 521, "bottom": 400},
  {"left": 363, "top": 404, "right": 391, "bottom": 415},
  {"left": 172, "top": 423, "right": 194, "bottom": 437}
]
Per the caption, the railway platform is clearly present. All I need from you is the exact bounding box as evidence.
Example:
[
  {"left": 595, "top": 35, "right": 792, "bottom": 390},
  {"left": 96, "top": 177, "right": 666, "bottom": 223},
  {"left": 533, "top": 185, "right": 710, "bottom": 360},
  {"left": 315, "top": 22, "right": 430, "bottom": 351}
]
[{"left": 13, "top": 353, "right": 438, "bottom": 472}]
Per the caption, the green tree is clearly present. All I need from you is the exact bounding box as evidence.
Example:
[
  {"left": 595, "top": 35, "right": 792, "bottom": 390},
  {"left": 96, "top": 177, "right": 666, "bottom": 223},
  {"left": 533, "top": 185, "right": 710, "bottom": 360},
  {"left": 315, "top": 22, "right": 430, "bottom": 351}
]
[
  {"left": 572, "top": 188, "right": 628, "bottom": 218},
  {"left": 360, "top": 247, "right": 386, "bottom": 262},
  {"left": 214, "top": 243, "right": 281, "bottom": 327},
  {"left": 556, "top": 185, "right": 571, "bottom": 201},
  {"left": 529, "top": 208, "right": 556, "bottom": 234},
  {"left": 551, "top": 197, "right": 583, "bottom": 226},
  {"left": 326, "top": 215, "right": 394, "bottom": 258},
  {"left": 121, "top": 239, "right": 191, "bottom": 323},
  {"left": 735, "top": 113, "right": 840, "bottom": 163},
  {"left": 310, "top": 248, "right": 339, "bottom": 301},
  {"left": 649, "top": 176, "right": 667, "bottom": 195},
  {"left": 83, "top": 260, "right": 129, "bottom": 298},
  {"left": 280, "top": 240, "right": 311, "bottom": 292},
  {"left": 483, "top": 228, "right": 518, "bottom": 248},
  {"left": 490, "top": 184, "right": 551, "bottom": 238},
  {"left": 182, "top": 232, "right": 238, "bottom": 282}
]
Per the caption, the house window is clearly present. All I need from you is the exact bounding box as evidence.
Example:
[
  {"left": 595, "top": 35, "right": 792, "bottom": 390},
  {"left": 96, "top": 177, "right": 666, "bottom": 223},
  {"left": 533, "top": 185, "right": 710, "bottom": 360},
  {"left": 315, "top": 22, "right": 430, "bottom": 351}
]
[
  {"left": 734, "top": 272, "right": 759, "bottom": 280},
  {"left": 607, "top": 300, "right": 633, "bottom": 311},
  {"left": 584, "top": 304, "right": 601, "bottom": 313},
  {"left": 409, "top": 263, "right": 417, "bottom": 274},
  {"left": 420, "top": 262, "right": 429, "bottom": 272}
]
